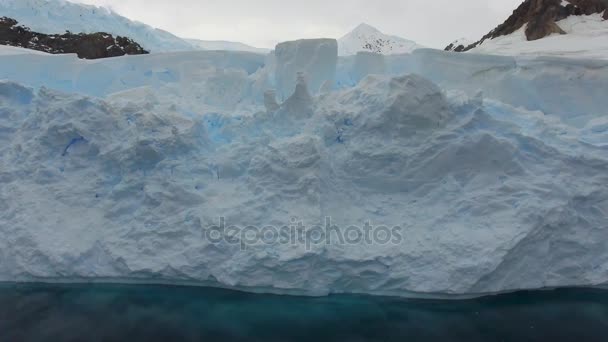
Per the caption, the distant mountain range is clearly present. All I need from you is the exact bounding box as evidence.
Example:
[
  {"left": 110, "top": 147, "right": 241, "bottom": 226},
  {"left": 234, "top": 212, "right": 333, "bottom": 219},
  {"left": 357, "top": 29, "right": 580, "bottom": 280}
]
[
  {"left": 0, "top": 0, "right": 425, "bottom": 57},
  {"left": 2, "top": 0, "right": 607, "bottom": 60}
]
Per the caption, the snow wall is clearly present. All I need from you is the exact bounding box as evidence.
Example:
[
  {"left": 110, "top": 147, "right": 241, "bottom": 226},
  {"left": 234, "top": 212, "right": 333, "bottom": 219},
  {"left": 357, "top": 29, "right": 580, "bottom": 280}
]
[{"left": 0, "top": 44, "right": 607, "bottom": 298}]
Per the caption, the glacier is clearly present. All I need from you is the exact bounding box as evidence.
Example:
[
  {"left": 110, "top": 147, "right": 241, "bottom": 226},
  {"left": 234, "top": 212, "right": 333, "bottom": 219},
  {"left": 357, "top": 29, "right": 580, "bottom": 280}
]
[
  {"left": 275, "top": 39, "right": 338, "bottom": 100},
  {"left": 0, "top": 0, "right": 194, "bottom": 52},
  {"left": 0, "top": 41, "right": 608, "bottom": 298}
]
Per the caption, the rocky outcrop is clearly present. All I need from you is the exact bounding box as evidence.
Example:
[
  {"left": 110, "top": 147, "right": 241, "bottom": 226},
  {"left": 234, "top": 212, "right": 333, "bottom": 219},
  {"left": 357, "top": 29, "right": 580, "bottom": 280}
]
[
  {"left": 446, "top": 0, "right": 608, "bottom": 52},
  {"left": 445, "top": 42, "right": 466, "bottom": 52},
  {"left": 0, "top": 17, "right": 148, "bottom": 59},
  {"left": 445, "top": 38, "right": 474, "bottom": 52}
]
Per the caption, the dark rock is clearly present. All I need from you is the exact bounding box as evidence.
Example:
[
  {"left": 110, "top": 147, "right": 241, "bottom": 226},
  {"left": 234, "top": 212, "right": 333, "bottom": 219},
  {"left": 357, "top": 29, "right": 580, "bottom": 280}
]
[
  {"left": 445, "top": 0, "right": 608, "bottom": 52},
  {"left": 445, "top": 42, "right": 467, "bottom": 52},
  {"left": 0, "top": 17, "right": 149, "bottom": 59},
  {"left": 569, "top": 0, "right": 608, "bottom": 15},
  {"left": 525, "top": 4, "right": 566, "bottom": 41}
]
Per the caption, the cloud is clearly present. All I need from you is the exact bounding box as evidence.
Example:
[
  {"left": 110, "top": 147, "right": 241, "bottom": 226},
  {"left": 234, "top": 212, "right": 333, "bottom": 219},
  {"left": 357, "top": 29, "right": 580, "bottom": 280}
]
[{"left": 70, "top": 0, "right": 523, "bottom": 48}]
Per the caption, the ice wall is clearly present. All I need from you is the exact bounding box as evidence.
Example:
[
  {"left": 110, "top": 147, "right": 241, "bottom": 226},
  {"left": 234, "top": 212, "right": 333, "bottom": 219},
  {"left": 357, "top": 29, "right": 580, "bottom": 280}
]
[
  {"left": 0, "top": 50, "right": 267, "bottom": 96},
  {"left": 2, "top": 45, "right": 606, "bottom": 126},
  {"left": 1, "top": 46, "right": 608, "bottom": 298},
  {"left": 334, "top": 49, "right": 608, "bottom": 126},
  {"left": 350, "top": 52, "right": 387, "bottom": 85},
  {"left": 0, "top": 49, "right": 270, "bottom": 113},
  {"left": 274, "top": 38, "right": 338, "bottom": 100}
]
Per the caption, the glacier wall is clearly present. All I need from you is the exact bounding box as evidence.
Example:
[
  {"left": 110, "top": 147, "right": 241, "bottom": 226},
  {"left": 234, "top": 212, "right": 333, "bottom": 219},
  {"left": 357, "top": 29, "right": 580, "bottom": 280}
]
[
  {"left": 0, "top": 50, "right": 266, "bottom": 97},
  {"left": 275, "top": 39, "right": 338, "bottom": 100},
  {"left": 350, "top": 52, "right": 387, "bottom": 84},
  {"left": 1, "top": 46, "right": 608, "bottom": 297},
  {"left": 339, "top": 49, "right": 608, "bottom": 126},
  {"left": 2, "top": 47, "right": 606, "bottom": 126}
]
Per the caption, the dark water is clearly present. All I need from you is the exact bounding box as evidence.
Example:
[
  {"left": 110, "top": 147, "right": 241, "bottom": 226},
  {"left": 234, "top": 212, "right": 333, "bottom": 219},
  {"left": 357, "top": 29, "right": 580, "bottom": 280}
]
[{"left": 1, "top": 284, "right": 607, "bottom": 341}]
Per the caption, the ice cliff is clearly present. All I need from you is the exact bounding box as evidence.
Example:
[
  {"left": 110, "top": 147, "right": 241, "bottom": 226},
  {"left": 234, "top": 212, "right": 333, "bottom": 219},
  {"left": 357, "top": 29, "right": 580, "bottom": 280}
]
[
  {"left": 0, "top": 41, "right": 607, "bottom": 297},
  {"left": 275, "top": 39, "right": 338, "bottom": 100}
]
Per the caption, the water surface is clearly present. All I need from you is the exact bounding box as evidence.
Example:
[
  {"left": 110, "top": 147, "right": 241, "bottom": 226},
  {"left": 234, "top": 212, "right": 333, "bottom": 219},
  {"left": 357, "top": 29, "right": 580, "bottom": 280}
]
[{"left": 1, "top": 283, "right": 607, "bottom": 341}]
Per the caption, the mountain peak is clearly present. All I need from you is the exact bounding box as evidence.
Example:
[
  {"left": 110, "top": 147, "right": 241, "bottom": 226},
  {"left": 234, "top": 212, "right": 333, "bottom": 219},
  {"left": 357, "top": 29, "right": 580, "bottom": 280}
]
[
  {"left": 338, "top": 23, "right": 423, "bottom": 56},
  {"left": 350, "top": 23, "right": 382, "bottom": 35}
]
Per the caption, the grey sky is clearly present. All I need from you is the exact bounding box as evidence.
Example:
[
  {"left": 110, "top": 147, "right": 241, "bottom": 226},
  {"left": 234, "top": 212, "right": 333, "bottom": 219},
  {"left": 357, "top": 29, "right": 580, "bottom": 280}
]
[{"left": 70, "top": 0, "right": 522, "bottom": 48}]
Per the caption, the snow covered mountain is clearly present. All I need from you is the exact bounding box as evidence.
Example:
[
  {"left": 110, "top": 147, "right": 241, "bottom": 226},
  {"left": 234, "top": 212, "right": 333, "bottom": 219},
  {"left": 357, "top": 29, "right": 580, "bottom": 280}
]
[
  {"left": 338, "top": 23, "right": 423, "bottom": 56},
  {"left": 0, "top": 0, "right": 193, "bottom": 52},
  {"left": 470, "top": 13, "right": 608, "bottom": 59},
  {"left": 1, "top": 38, "right": 607, "bottom": 297},
  {"left": 447, "top": 0, "right": 608, "bottom": 59},
  {"left": 185, "top": 38, "right": 270, "bottom": 54}
]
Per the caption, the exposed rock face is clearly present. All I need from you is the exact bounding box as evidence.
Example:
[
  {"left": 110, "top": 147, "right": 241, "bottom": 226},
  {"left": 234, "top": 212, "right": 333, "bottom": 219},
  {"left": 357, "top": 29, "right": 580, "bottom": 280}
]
[
  {"left": 0, "top": 17, "right": 148, "bottom": 59},
  {"left": 445, "top": 38, "right": 474, "bottom": 52},
  {"left": 446, "top": 0, "right": 608, "bottom": 52},
  {"left": 445, "top": 43, "right": 466, "bottom": 52}
]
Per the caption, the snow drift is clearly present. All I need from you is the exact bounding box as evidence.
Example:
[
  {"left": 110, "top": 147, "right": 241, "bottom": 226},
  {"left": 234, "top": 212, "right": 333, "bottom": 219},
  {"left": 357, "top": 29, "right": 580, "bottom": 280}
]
[{"left": 0, "top": 42, "right": 607, "bottom": 297}]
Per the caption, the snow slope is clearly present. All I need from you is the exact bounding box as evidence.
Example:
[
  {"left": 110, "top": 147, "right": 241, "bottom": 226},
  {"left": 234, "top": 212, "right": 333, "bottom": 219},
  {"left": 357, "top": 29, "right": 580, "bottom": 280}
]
[
  {"left": 338, "top": 23, "right": 423, "bottom": 56},
  {"left": 469, "top": 14, "right": 608, "bottom": 59},
  {"left": 0, "top": 0, "right": 193, "bottom": 52},
  {"left": 185, "top": 39, "right": 269, "bottom": 54},
  {"left": 0, "top": 44, "right": 50, "bottom": 56},
  {"left": 0, "top": 44, "right": 607, "bottom": 297}
]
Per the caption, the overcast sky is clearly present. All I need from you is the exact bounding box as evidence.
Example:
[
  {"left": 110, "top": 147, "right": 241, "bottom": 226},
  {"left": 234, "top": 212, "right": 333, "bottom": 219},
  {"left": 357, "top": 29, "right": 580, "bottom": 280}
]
[{"left": 69, "top": 0, "right": 522, "bottom": 49}]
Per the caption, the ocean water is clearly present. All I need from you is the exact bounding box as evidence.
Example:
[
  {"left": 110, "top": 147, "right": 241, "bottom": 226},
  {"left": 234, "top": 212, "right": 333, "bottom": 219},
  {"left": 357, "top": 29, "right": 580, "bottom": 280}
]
[{"left": 0, "top": 284, "right": 607, "bottom": 341}]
